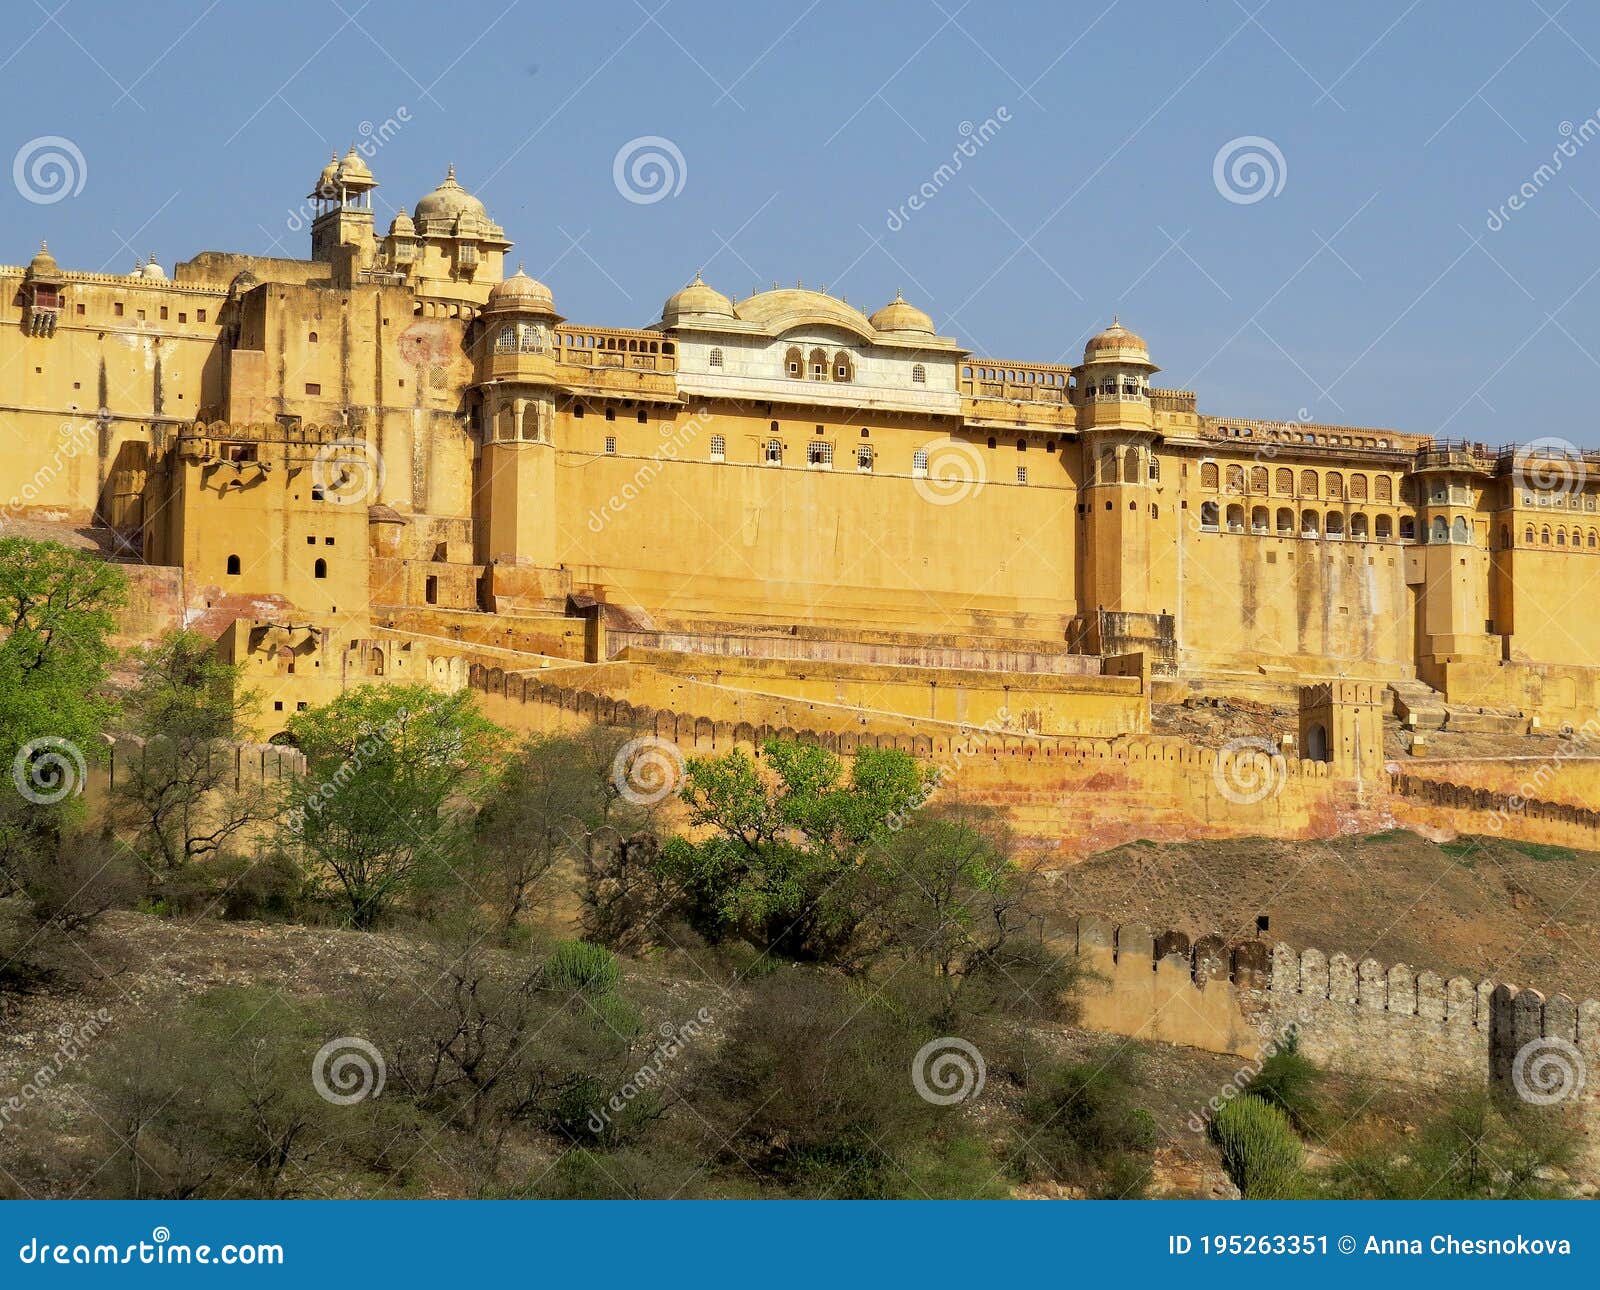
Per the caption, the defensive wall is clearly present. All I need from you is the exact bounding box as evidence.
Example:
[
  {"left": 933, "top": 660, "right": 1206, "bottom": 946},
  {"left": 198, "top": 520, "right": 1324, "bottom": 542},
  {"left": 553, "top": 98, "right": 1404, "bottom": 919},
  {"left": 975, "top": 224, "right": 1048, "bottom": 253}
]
[{"left": 1063, "top": 917, "right": 1600, "bottom": 1168}]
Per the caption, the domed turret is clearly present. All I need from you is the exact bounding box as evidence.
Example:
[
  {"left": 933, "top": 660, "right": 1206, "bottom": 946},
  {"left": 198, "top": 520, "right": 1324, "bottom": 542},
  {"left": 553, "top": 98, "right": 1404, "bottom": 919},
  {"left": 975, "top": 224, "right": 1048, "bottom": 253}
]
[
  {"left": 309, "top": 153, "right": 340, "bottom": 200},
  {"left": 1083, "top": 317, "right": 1154, "bottom": 367},
  {"left": 141, "top": 253, "right": 166, "bottom": 281},
  {"left": 26, "top": 241, "right": 61, "bottom": 280},
  {"left": 414, "top": 164, "right": 487, "bottom": 224},
  {"left": 869, "top": 289, "right": 934, "bottom": 335},
  {"left": 388, "top": 209, "right": 415, "bottom": 237},
  {"left": 337, "top": 146, "right": 376, "bottom": 191},
  {"left": 661, "top": 270, "right": 734, "bottom": 324},
  {"left": 485, "top": 264, "right": 556, "bottom": 315}
]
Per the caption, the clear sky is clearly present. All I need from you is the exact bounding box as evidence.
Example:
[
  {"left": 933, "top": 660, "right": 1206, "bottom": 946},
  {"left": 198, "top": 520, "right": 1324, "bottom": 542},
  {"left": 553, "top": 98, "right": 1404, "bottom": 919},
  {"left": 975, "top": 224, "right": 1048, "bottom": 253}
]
[{"left": 8, "top": 0, "right": 1600, "bottom": 443}]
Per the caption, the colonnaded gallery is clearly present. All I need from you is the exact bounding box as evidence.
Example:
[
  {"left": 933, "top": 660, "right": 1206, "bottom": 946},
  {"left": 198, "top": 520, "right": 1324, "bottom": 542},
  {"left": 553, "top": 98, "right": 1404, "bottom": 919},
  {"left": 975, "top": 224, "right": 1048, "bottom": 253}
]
[{"left": 6, "top": 149, "right": 1599, "bottom": 791}]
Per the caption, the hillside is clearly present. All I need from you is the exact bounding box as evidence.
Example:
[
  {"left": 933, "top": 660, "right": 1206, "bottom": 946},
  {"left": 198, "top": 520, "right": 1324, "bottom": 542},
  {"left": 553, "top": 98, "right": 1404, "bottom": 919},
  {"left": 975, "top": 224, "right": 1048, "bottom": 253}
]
[{"left": 1048, "top": 829, "right": 1600, "bottom": 1001}]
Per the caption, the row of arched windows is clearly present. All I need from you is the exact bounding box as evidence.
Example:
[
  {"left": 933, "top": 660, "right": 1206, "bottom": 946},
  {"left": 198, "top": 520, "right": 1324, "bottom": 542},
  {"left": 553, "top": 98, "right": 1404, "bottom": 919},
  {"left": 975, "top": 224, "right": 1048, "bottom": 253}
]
[
  {"left": 1200, "top": 461, "right": 1395, "bottom": 502},
  {"left": 1513, "top": 524, "right": 1600, "bottom": 548},
  {"left": 1199, "top": 502, "right": 1407, "bottom": 541}
]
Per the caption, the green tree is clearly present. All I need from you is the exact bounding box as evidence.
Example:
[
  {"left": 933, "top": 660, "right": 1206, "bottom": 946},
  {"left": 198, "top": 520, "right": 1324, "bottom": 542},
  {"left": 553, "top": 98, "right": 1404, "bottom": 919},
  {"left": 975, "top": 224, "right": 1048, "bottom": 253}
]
[
  {"left": 282, "top": 684, "right": 506, "bottom": 928},
  {"left": 115, "top": 630, "right": 273, "bottom": 878},
  {"left": 852, "top": 801, "right": 1078, "bottom": 1029},
  {"left": 473, "top": 727, "right": 649, "bottom": 937},
  {"left": 0, "top": 539, "right": 125, "bottom": 886},
  {"left": 656, "top": 739, "right": 931, "bottom": 958}
]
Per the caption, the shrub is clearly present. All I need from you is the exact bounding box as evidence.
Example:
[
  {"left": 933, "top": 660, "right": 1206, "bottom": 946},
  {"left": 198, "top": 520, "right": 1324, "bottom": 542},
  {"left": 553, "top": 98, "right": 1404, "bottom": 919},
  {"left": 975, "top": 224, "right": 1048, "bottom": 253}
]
[
  {"left": 1212, "top": 1093, "right": 1302, "bottom": 1198},
  {"left": 1014, "top": 1047, "right": 1157, "bottom": 1195},
  {"left": 1246, "top": 1029, "right": 1322, "bottom": 1133},
  {"left": 543, "top": 940, "right": 621, "bottom": 994}
]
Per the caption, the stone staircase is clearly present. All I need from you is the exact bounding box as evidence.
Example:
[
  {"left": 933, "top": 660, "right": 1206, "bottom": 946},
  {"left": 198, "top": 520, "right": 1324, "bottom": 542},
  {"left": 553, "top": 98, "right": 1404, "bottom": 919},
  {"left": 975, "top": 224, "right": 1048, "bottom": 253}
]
[{"left": 1388, "top": 678, "right": 1527, "bottom": 735}]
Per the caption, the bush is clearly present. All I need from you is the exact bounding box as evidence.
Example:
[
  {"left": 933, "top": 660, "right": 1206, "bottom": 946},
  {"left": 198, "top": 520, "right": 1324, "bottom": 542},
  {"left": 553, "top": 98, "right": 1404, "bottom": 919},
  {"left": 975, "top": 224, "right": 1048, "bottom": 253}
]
[
  {"left": 1013, "top": 1047, "right": 1157, "bottom": 1195},
  {"left": 1212, "top": 1093, "right": 1302, "bottom": 1198},
  {"left": 1246, "top": 1029, "right": 1322, "bottom": 1132},
  {"left": 543, "top": 940, "right": 621, "bottom": 994}
]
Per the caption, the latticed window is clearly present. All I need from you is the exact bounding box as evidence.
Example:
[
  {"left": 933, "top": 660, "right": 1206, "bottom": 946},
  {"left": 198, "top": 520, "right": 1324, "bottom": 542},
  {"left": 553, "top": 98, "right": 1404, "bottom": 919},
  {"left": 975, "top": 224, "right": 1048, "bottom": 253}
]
[
  {"left": 913, "top": 448, "right": 929, "bottom": 476},
  {"left": 604, "top": 436, "right": 616, "bottom": 454},
  {"left": 765, "top": 439, "right": 782, "bottom": 464},
  {"left": 1251, "top": 466, "right": 1268, "bottom": 492},
  {"left": 1276, "top": 467, "right": 1293, "bottom": 493},
  {"left": 807, "top": 441, "right": 833, "bottom": 468},
  {"left": 911, "top": 364, "right": 926, "bottom": 383},
  {"left": 1200, "top": 461, "right": 1219, "bottom": 489},
  {"left": 857, "top": 445, "right": 873, "bottom": 471},
  {"left": 1375, "top": 475, "right": 1393, "bottom": 502},
  {"left": 708, "top": 348, "right": 723, "bottom": 368},
  {"left": 710, "top": 434, "right": 726, "bottom": 462},
  {"left": 1016, "top": 466, "right": 1028, "bottom": 484}
]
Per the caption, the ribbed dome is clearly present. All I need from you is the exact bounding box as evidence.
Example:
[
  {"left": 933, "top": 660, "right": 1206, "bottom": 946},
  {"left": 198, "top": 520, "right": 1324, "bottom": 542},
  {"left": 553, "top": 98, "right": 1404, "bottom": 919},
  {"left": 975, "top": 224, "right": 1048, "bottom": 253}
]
[
  {"left": 868, "top": 289, "right": 933, "bottom": 334},
  {"left": 338, "top": 146, "right": 375, "bottom": 188},
  {"left": 486, "top": 265, "right": 555, "bottom": 313},
  {"left": 414, "top": 164, "right": 486, "bottom": 223},
  {"left": 27, "top": 241, "right": 60, "bottom": 278},
  {"left": 1083, "top": 317, "right": 1153, "bottom": 365},
  {"left": 310, "top": 153, "right": 340, "bottom": 198},
  {"left": 662, "top": 270, "right": 734, "bottom": 322}
]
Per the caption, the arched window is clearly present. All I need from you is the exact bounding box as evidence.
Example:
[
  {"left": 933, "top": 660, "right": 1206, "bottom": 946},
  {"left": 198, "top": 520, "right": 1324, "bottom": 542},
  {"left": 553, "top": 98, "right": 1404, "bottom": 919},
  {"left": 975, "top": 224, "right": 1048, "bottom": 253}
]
[
  {"left": 1225, "top": 464, "right": 1244, "bottom": 492},
  {"left": 1275, "top": 467, "right": 1293, "bottom": 494},
  {"left": 1200, "top": 500, "right": 1220, "bottom": 529},
  {"left": 1148, "top": 456, "right": 1160, "bottom": 482},
  {"left": 1326, "top": 511, "right": 1345, "bottom": 538},
  {"left": 765, "top": 438, "right": 783, "bottom": 465},
  {"left": 1276, "top": 507, "right": 1294, "bottom": 534},
  {"left": 911, "top": 363, "right": 926, "bottom": 383},
  {"left": 1557, "top": 528, "right": 1567, "bottom": 546},
  {"left": 1251, "top": 506, "right": 1270, "bottom": 533},
  {"left": 1452, "top": 516, "right": 1469, "bottom": 544},
  {"left": 1100, "top": 448, "right": 1118, "bottom": 484},
  {"left": 1300, "top": 470, "right": 1319, "bottom": 497},
  {"left": 1123, "top": 447, "right": 1139, "bottom": 484},
  {"left": 1431, "top": 517, "right": 1449, "bottom": 542},
  {"left": 1200, "top": 461, "right": 1220, "bottom": 489},
  {"left": 785, "top": 346, "right": 803, "bottom": 378},
  {"left": 1326, "top": 471, "right": 1344, "bottom": 500},
  {"left": 1375, "top": 515, "right": 1393, "bottom": 540},
  {"left": 1401, "top": 517, "right": 1415, "bottom": 540},
  {"left": 1541, "top": 526, "right": 1552, "bottom": 545},
  {"left": 708, "top": 347, "right": 723, "bottom": 368},
  {"left": 808, "top": 347, "right": 827, "bottom": 379},
  {"left": 832, "top": 351, "right": 854, "bottom": 382},
  {"left": 1226, "top": 503, "right": 1245, "bottom": 531},
  {"left": 1350, "top": 473, "right": 1368, "bottom": 500},
  {"left": 314, "top": 557, "right": 328, "bottom": 579},
  {"left": 1250, "top": 466, "right": 1268, "bottom": 492},
  {"left": 1590, "top": 529, "right": 1598, "bottom": 549},
  {"left": 1302, "top": 509, "right": 1320, "bottom": 537},
  {"left": 226, "top": 554, "right": 241, "bottom": 575},
  {"left": 1350, "top": 512, "right": 1369, "bottom": 539},
  {"left": 1525, "top": 525, "right": 1535, "bottom": 544}
]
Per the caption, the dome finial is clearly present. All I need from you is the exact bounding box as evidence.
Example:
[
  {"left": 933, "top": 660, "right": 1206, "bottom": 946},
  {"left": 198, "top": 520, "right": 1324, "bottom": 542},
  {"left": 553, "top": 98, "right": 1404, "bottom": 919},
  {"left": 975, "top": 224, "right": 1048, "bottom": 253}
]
[
  {"left": 39, "top": 240, "right": 46, "bottom": 252},
  {"left": 446, "top": 162, "right": 456, "bottom": 181}
]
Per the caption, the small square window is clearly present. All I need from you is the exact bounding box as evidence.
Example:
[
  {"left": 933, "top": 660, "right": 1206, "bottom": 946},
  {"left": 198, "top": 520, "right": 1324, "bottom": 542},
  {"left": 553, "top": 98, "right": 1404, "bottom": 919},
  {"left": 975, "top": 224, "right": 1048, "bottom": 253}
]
[
  {"left": 113, "top": 302, "right": 124, "bottom": 317},
  {"left": 197, "top": 309, "right": 207, "bottom": 322},
  {"left": 605, "top": 407, "right": 616, "bottom": 422},
  {"left": 274, "top": 701, "right": 284, "bottom": 712},
  {"left": 305, "top": 382, "right": 321, "bottom": 395},
  {"left": 75, "top": 303, "right": 85, "bottom": 316},
  {"left": 159, "top": 306, "right": 168, "bottom": 320},
  {"left": 637, "top": 410, "right": 647, "bottom": 424},
  {"left": 178, "top": 312, "right": 186, "bottom": 323}
]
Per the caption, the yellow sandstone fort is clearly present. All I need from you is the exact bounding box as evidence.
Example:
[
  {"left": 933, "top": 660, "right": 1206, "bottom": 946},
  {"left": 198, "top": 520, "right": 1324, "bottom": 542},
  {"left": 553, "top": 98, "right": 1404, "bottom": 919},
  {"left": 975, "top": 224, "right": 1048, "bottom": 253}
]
[{"left": 9, "top": 151, "right": 1600, "bottom": 853}]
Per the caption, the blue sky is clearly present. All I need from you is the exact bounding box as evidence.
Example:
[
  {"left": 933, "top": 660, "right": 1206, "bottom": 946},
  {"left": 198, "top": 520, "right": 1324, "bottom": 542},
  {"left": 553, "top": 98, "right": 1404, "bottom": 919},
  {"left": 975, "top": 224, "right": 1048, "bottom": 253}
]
[{"left": 9, "top": 0, "right": 1600, "bottom": 442}]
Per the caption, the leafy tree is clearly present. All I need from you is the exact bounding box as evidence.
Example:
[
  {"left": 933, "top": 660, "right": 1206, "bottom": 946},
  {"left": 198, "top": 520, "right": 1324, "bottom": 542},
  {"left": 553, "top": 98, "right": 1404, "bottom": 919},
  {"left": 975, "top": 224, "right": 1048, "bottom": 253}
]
[
  {"left": 473, "top": 727, "right": 650, "bottom": 937},
  {"left": 656, "top": 739, "right": 931, "bottom": 958},
  {"left": 0, "top": 539, "right": 124, "bottom": 883},
  {"left": 282, "top": 684, "right": 506, "bottom": 928},
  {"left": 852, "top": 801, "right": 1078, "bottom": 1029},
  {"left": 115, "top": 630, "right": 273, "bottom": 879}
]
